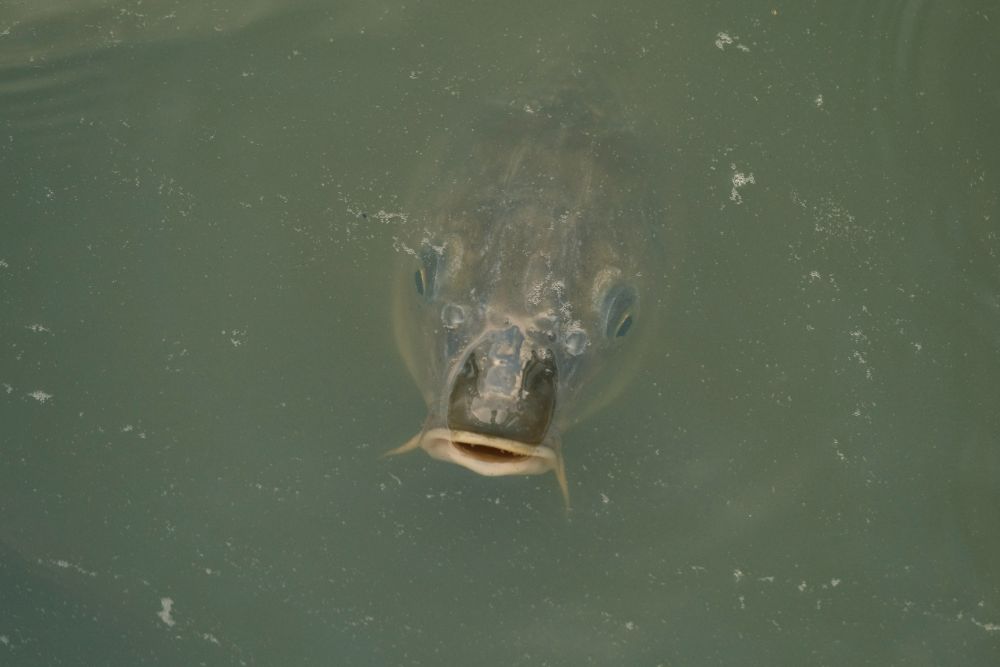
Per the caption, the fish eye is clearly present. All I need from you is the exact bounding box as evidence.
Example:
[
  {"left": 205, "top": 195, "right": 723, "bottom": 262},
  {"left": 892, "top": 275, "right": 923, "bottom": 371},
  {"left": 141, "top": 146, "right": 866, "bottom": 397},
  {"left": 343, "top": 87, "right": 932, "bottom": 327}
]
[
  {"left": 602, "top": 285, "right": 638, "bottom": 339},
  {"left": 615, "top": 314, "right": 633, "bottom": 338}
]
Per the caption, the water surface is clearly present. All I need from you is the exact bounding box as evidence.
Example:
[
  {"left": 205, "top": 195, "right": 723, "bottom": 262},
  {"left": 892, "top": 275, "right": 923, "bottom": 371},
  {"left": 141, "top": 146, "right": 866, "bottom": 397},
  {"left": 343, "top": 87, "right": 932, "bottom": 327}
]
[{"left": 1, "top": 1, "right": 998, "bottom": 664}]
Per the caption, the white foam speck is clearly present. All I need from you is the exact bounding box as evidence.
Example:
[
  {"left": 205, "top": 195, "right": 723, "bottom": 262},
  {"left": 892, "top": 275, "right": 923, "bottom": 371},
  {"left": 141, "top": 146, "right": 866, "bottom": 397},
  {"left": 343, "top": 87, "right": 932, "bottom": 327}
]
[
  {"left": 28, "top": 390, "right": 53, "bottom": 403},
  {"left": 26, "top": 323, "right": 50, "bottom": 333},
  {"left": 373, "top": 209, "right": 408, "bottom": 225},
  {"left": 715, "top": 32, "right": 750, "bottom": 52},
  {"left": 0, "top": 635, "right": 9, "bottom": 646},
  {"left": 729, "top": 164, "right": 756, "bottom": 204},
  {"left": 972, "top": 619, "right": 999, "bottom": 633},
  {"left": 158, "top": 597, "right": 176, "bottom": 627},
  {"left": 226, "top": 328, "right": 247, "bottom": 347},
  {"left": 48, "top": 559, "right": 97, "bottom": 577}
]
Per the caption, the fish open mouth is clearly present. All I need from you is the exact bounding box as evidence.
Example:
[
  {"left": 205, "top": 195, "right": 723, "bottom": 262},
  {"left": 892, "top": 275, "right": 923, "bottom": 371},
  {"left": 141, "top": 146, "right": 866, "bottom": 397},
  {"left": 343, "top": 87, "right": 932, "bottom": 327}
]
[
  {"left": 397, "top": 427, "right": 557, "bottom": 476},
  {"left": 387, "top": 427, "right": 570, "bottom": 507},
  {"left": 452, "top": 439, "right": 531, "bottom": 462}
]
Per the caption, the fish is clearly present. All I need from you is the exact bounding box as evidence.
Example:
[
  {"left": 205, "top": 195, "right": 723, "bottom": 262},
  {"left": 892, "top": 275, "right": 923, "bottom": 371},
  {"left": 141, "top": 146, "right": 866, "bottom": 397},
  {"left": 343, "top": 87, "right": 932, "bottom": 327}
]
[{"left": 387, "top": 79, "right": 661, "bottom": 506}]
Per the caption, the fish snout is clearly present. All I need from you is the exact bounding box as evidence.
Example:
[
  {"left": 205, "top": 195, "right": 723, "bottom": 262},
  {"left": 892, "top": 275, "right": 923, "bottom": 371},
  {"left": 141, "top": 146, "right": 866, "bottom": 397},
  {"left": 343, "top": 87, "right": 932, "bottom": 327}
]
[{"left": 447, "top": 326, "right": 558, "bottom": 445}]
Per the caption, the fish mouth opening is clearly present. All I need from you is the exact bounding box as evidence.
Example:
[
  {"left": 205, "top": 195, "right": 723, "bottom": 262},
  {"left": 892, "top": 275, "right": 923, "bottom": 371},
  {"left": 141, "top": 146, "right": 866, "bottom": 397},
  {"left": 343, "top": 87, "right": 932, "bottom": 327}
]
[
  {"left": 387, "top": 427, "right": 570, "bottom": 507},
  {"left": 415, "top": 428, "right": 558, "bottom": 476},
  {"left": 452, "top": 439, "right": 531, "bottom": 462}
]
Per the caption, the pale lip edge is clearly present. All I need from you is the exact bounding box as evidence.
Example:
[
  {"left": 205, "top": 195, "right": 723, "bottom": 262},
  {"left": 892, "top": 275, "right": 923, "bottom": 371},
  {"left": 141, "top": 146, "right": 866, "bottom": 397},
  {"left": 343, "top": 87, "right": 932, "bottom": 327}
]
[
  {"left": 385, "top": 427, "right": 570, "bottom": 508},
  {"left": 421, "top": 428, "right": 555, "bottom": 475}
]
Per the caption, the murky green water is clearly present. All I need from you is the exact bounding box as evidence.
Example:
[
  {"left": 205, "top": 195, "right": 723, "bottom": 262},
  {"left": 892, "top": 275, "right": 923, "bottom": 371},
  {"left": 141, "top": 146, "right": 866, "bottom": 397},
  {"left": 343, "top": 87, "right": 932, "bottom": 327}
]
[{"left": 1, "top": 1, "right": 997, "bottom": 665}]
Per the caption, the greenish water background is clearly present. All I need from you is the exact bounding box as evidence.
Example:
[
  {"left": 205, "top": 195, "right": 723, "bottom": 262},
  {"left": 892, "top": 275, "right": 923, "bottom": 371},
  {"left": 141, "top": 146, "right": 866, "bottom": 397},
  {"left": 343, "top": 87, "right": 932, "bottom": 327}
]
[{"left": 1, "top": 1, "right": 998, "bottom": 665}]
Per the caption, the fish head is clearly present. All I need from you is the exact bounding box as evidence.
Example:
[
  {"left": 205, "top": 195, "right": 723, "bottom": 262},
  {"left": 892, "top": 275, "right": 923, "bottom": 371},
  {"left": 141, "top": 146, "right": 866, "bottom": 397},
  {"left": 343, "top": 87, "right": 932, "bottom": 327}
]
[
  {"left": 387, "top": 87, "right": 659, "bottom": 503},
  {"left": 391, "top": 227, "right": 645, "bottom": 494}
]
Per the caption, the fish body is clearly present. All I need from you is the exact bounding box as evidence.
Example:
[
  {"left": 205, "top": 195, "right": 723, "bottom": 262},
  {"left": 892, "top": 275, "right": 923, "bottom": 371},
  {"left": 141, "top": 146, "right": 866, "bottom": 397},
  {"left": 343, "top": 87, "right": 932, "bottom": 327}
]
[{"left": 390, "top": 82, "right": 660, "bottom": 503}]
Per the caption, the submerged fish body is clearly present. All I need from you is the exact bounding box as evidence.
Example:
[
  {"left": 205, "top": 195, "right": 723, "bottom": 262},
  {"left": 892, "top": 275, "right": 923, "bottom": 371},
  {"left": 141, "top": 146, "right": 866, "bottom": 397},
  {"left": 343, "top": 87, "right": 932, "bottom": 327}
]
[{"left": 391, "top": 82, "right": 660, "bottom": 503}]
